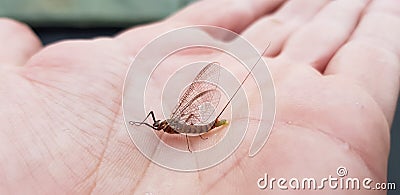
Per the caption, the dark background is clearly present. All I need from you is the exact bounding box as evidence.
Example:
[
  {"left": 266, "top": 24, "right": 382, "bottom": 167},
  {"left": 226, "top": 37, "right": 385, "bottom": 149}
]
[{"left": 1, "top": 0, "right": 398, "bottom": 193}]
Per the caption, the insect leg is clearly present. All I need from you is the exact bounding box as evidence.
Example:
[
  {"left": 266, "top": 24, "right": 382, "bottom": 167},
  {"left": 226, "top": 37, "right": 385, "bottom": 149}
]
[
  {"left": 149, "top": 111, "right": 158, "bottom": 123},
  {"left": 133, "top": 111, "right": 157, "bottom": 125},
  {"left": 141, "top": 111, "right": 157, "bottom": 123},
  {"left": 199, "top": 134, "right": 208, "bottom": 140},
  {"left": 186, "top": 134, "right": 192, "bottom": 153},
  {"left": 139, "top": 122, "right": 159, "bottom": 130},
  {"left": 129, "top": 111, "right": 160, "bottom": 130}
]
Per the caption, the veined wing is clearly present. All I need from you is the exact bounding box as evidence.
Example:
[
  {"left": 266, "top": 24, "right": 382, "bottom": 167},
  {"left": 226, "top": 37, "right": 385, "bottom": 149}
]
[{"left": 170, "top": 62, "right": 221, "bottom": 125}]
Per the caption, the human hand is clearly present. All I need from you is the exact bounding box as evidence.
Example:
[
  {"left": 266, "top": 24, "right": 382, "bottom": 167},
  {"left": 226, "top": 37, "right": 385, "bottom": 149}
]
[{"left": 0, "top": 0, "right": 398, "bottom": 194}]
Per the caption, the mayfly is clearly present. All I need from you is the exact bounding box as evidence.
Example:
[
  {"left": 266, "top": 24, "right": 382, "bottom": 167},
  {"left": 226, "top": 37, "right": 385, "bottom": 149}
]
[{"left": 130, "top": 45, "right": 270, "bottom": 152}]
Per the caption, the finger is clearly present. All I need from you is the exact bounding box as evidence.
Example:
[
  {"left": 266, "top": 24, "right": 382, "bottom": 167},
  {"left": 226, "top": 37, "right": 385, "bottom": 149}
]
[
  {"left": 166, "top": 0, "right": 285, "bottom": 32},
  {"left": 325, "top": 0, "right": 400, "bottom": 124},
  {"left": 278, "top": 0, "right": 369, "bottom": 71},
  {"left": 116, "top": 0, "right": 286, "bottom": 54},
  {"left": 0, "top": 18, "right": 42, "bottom": 67},
  {"left": 242, "top": 0, "right": 331, "bottom": 57}
]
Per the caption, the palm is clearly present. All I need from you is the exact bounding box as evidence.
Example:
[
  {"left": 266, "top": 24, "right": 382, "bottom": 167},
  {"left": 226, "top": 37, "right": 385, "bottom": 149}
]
[{"left": 1, "top": 0, "right": 398, "bottom": 194}]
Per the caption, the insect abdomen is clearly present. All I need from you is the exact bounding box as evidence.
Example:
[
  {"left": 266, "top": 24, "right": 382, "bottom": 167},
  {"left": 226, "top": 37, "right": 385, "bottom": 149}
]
[
  {"left": 188, "top": 124, "right": 213, "bottom": 134},
  {"left": 167, "top": 119, "right": 214, "bottom": 135}
]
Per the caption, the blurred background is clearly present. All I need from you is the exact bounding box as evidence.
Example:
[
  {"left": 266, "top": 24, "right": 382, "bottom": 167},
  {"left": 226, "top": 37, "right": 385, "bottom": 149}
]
[
  {"left": 0, "top": 0, "right": 194, "bottom": 43},
  {"left": 0, "top": 0, "right": 398, "bottom": 193}
]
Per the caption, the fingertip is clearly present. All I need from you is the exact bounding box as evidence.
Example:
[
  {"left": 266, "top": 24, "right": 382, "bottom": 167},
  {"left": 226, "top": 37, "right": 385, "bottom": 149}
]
[{"left": 0, "top": 18, "right": 42, "bottom": 66}]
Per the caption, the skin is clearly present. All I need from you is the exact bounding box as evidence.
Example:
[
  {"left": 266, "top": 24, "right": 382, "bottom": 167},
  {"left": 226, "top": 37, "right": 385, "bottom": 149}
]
[{"left": 0, "top": 0, "right": 399, "bottom": 194}]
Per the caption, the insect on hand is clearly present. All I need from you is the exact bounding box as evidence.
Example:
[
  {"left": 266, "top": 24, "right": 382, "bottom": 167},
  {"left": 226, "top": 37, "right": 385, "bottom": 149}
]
[{"left": 130, "top": 44, "right": 270, "bottom": 152}]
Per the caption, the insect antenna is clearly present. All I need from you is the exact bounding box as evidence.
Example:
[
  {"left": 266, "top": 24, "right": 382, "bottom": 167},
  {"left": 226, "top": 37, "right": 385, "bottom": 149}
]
[{"left": 216, "top": 43, "right": 271, "bottom": 120}]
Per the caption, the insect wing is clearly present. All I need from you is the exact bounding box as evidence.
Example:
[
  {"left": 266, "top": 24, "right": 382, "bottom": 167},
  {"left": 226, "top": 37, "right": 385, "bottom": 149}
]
[
  {"left": 176, "top": 86, "right": 221, "bottom": 125},
  {"left": 170, "top": 62, "right": 221, "bottom": 126}
]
